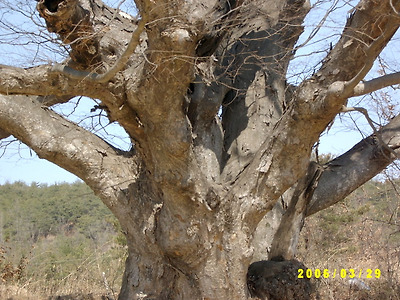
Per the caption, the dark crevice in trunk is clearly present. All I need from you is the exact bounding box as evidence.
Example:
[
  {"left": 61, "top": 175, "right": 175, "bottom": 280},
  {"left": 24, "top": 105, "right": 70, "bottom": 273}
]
[
  {"left": 195, "top": 0, "right": 240, "bottom": 57},
  {"left": 44, "top": 0, "right": 63, "bottom": 12},
  {"left": 37, "top": 0, "right": 101, "bottom": 69}
]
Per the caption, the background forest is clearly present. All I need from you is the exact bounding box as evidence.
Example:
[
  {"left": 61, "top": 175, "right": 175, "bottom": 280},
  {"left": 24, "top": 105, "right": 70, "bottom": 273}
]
[
  {"left": 0, "top": 182, "right": 126, "bottom": 299},
  {"left": 0, "top": 179, "right": 399, "bottom": 299}
]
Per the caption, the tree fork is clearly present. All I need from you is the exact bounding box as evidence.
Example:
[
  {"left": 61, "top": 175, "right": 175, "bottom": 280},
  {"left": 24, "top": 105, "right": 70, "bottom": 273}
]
[{"left": 2, "top": 0, "right": 400, "bottom": 299}]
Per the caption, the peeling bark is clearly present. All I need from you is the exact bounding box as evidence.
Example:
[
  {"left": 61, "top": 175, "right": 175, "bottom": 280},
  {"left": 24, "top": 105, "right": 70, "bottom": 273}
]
[
  {"left": 269, "top": 162, "right": 323, "bottom": 260},
  {"left": 308, "top": 114, "right": 400, "bottom": 215},
  {"left": 1, "top": 0, "right": 400, "bottom": 299},
  {"left": 37, "top": 0, "right": 101, "bottom": 69}
]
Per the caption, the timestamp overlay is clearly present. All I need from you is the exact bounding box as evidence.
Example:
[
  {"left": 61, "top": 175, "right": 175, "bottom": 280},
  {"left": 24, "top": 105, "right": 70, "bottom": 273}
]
[{"left": 298, "top": 268, "right": 381, "bottom": 279}]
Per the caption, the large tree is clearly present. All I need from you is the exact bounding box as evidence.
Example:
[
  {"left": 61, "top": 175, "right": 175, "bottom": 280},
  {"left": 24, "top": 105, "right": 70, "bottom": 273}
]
[{"left": 1, "top": 0, "right": 400, "bottom": 298}]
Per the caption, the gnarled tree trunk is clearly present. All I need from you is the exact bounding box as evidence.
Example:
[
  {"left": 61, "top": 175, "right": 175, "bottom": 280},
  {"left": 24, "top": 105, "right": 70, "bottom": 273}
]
[{"left": 1, "top": 0, "right": 400, "bottom": 299}]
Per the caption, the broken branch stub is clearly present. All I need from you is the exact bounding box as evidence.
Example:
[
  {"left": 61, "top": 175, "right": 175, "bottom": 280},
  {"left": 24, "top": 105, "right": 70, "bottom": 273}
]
[{"left": 37, "top": 0, "right": 100, "bottom": 69}]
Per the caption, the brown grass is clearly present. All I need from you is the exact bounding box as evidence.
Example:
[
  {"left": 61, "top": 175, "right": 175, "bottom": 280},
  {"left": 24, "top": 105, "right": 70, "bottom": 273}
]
[
  {"left": 0, "top": 243, "right": 124, "bottom": 300},
  {"left": 297, "top": 197, "right": 400, "bottom": 300}
]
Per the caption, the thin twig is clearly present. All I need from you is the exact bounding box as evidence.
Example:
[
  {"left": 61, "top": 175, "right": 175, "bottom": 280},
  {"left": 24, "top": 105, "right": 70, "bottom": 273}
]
[
  {"left": 294, "top": 0, "right": 339, "bottom": 52},
  {"left": 341, "top": 105, "right": 399, "bottom": 158},
  {"left": 390, "top": 0, "right": 400, "bottom": 16}
]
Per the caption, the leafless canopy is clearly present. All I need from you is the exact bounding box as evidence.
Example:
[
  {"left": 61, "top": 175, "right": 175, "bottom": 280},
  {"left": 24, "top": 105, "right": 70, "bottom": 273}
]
[{"left": 1, "top": 0, "right": 400, "bottom": 298}]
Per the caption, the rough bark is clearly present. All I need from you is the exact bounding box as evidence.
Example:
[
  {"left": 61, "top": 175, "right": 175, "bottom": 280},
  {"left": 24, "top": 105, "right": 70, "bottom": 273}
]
[
  {"left": 1, "top": 0, "right": 400, "bottom": 299},
  {"left": 269, "top": 162, "right": 323, "bottom": 260},
  {"left": 254, "top": 115, "right": 400, "bottom": 262},
  {"left": 307, "top": 114, "right": 400, "bottom": 215}
]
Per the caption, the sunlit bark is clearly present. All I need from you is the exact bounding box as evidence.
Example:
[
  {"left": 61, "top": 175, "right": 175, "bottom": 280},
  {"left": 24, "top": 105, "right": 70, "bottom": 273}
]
[{"left": 1, "top": 0, "right": 400, "bottom": 298}]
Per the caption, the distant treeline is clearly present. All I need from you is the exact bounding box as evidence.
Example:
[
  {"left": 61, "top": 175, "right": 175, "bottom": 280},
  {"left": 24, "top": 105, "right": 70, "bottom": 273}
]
[
  {"left": 0, "top": 181, "right": 115, "bottom": 244},
  {"left": 0, "top": 181, "right": 125, "bottom": 295}
]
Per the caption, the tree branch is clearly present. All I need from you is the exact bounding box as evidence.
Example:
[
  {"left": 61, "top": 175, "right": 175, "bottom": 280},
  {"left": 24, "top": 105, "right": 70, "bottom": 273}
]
[
  {"left": 307, "top": 114, "right": 400, "bottom": 216},
  {"left": 0, "top": 94, "right": 72, "bottom": 141},
  {"left": 0, "top": 60, "right": 144, "bottom": 157},
  {"left": 230, "top": 0, "right": 400, "bottom": 229},
  {"left": 0, "top": 64, "right": 109, "bottom": 99},
  {"left": 269, "top": 161, "right": 323, "bottom": 260},
  {"left": 327, "top": 25, "right": 400, "bottom": 99},
  {"left": 37, "top": 0, "right": 101, "bottom": 69},
  {"left": 37, "top": 0, "right": 144, "bottom": 80},
  {"left": 317, "top": 0, "right": 400, "bottom": 86},
  {"left": 0, "top": 94, "right": 138, "bottom": 211},
  {"left": 351, "top": 72, "right": 400, "bottom": 97},
  {"left": 340, "top": 105, "right": 398, "bottom": 159}
]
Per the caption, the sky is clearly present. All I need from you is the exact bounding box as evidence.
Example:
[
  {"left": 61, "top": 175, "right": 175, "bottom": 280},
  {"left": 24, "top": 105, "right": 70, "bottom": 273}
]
[
  {"left": 0, "top": 129, "right": 366, "bottom": 185},
  {"left": 0, "top": 151, "right": 80, "bottom": 184},
  {"left": 0, "top": 98, "right": 131, "bottom": 185},
  {"left": 0, "top": 0, "right": 398, "bottom": 185},
  {"left": 0, "top": 113, "right": 365, "bottom": 185}
]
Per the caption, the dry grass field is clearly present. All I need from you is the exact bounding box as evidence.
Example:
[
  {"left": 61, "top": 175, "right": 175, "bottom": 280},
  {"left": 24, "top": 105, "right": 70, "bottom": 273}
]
[
  {"left": 297, "top": 180, "right": 400, "bottom": 300},
  {"left": 1, "top": 180, "right": 399, "bottom": 299}
]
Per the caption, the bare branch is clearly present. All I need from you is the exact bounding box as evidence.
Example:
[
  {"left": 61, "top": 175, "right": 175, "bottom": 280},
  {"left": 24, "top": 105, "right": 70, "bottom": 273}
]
[
  {"left": 318, "top": 0, "right": 400, "bottom": 90},
  {"left": 230, "top": 0, "right": 400, "bottom": 229},
  {"left": 0, "top": 94, "right": 72, "bottom": 141},
  {"left": 0, "top": 64, "right": 109, "bottom": 98},
  {"left": 293, "top": 0, "right": 339, "bottom": 51},
  {"left": 326, "top": 23, "right": 400, "bottom": 99},
  {"left": 340, "top": 105, "right": 379, "bottom": 130},
  {"left": 341, "top": 104, "right": 399, "bottom": 157},
  {"left": 0, "top": 94, "right": 138, "bottom": 210},
  {"left": 351, "top": 72, "right": 400, "bottom": 97},
  {"left": 335, "top": 26, "right": 400, "bottom": 98},
  {"left": 307, "top": 114, "right": 400, "bottom": 216}
]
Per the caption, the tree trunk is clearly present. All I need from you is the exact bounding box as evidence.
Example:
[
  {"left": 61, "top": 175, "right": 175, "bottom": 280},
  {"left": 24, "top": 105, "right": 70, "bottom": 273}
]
[
  {"left": 116, "top": 194, "right": 255, "bottom": 300},
  {"left": 2, "top": 0, "right": 400, "bottom": 299}
]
